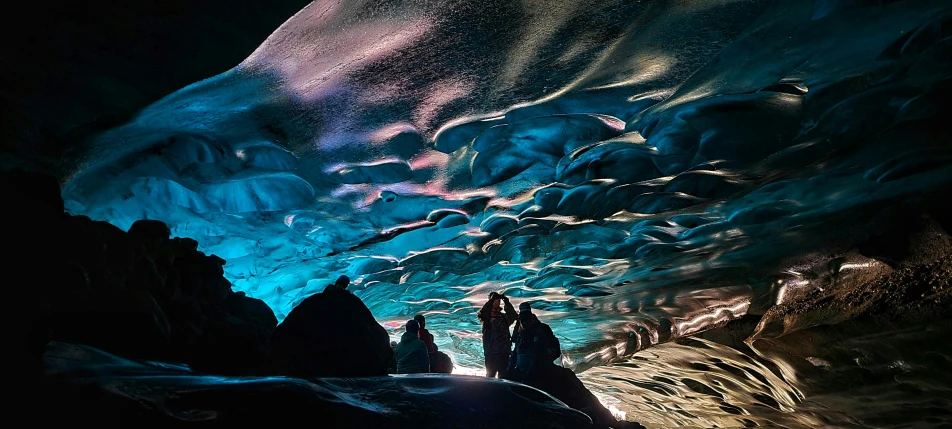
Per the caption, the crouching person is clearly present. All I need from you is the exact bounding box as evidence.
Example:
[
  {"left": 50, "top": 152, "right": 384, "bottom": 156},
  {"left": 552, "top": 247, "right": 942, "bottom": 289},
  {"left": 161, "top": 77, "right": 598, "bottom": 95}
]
[{"left": 395, "top": 319, "right": 430, "bottom": 374}]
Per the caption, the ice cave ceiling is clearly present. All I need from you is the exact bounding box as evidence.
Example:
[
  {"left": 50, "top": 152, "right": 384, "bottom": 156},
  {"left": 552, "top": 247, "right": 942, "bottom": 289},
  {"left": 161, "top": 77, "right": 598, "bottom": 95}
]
[{"left": 4, "top": 0, "right": 952, "bottom": 372}]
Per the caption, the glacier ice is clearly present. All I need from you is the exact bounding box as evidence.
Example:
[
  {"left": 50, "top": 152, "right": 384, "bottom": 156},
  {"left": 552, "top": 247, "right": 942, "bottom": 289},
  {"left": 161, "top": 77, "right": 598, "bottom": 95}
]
[{"left": 59, "top": 0, "right": 952, "bottom": 389}]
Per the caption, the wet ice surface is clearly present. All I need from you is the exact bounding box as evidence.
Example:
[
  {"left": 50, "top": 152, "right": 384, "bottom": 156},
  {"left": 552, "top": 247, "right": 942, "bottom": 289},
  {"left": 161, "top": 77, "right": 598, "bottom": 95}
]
[
  {"left": 579, "top": 338, "right": 808, "bottom": 428},
  {"left": 60, "top": 0, "right": 952, "bottom": 427},
  {"left": 42, "top": 342, "right": 593, "bottom": 428},
  {"left": 580, "top": 317, "right": 952, "bottom": 429}
]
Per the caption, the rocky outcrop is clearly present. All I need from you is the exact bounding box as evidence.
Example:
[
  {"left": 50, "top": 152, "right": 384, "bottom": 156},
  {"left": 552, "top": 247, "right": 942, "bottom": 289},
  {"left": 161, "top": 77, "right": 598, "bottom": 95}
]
[
  {"left": 1, "top": 169, "right": 277, "bottom": 375},
  {"left": 270, "top": 288, "right": 393, "bottom": 377}
]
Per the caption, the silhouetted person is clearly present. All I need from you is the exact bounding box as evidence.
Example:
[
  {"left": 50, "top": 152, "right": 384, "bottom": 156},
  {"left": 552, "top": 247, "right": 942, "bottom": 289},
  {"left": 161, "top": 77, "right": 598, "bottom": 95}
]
[
  {"left": 508, "top": 301, "right": 561, "bottom": 383},
  {"left": 478, "top": 291, "right": 517, "bottom": 378},
  {"left": 388, "top": 340, "right": 398, "bottom": 374},
  {"left": 395, "top": 319, "right": 430, "bottom": 374},
  {"left": 414, "top": 314, "right": 438, "bottom": 354},
  {"left": 326, "top": 274, "right": 351, "bottom": 292}
]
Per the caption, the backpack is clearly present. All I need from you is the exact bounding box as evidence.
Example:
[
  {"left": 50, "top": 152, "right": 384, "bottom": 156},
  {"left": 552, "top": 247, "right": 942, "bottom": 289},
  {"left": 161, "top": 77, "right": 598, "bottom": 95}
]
[
  {"left": 541, "top": 324, "right": 561, "bottom": 362},
  {"left": 513, "top": 320, "right": 563, "bottom": 366}
]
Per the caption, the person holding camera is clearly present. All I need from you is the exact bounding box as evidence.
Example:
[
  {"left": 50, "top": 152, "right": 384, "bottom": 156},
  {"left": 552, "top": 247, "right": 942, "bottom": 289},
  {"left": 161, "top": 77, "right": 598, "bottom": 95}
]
[{"left": 477, "top": 291, "right": 517, "bottom": 379}]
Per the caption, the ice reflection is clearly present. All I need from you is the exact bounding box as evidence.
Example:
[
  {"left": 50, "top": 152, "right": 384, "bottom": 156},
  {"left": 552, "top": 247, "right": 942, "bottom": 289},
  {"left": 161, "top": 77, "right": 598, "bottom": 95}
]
[{"left": 579, "top": 338, "right": 811, "bottom": 428}]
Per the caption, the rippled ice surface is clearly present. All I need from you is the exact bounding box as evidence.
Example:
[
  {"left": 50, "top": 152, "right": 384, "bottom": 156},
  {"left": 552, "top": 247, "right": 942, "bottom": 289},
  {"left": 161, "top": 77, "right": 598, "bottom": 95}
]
[
  {"left": 60, "top": 0, "right": 952, "bottom": 426},
  {"left": 581, "top": 338, "right": 807, "bottom": 428},
  {"left": 582, "top": 315, "right": 952, "bottom": 428}
]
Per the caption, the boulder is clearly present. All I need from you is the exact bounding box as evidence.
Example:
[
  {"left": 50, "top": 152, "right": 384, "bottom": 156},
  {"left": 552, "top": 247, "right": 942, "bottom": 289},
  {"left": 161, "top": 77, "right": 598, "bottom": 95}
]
[
  {"left": 223, "top": 291, "right": 278, "bottom": 329},
  {"left": 270, "top": 288, "right": 392, "bottom": 377},
  {"left": 187, "top": 292, "right": 277, "bottom": 375}
]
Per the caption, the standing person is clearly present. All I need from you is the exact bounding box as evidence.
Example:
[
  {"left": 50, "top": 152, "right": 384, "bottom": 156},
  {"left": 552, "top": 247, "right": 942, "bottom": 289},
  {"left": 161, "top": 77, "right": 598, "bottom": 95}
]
[
  {"left": 414, "top": 314, "right": 438, "bottom": 354},
  {"left": 477, "top": 291, "right": 517, "bottom": 378},
  {"left": 395, "top": 319, "right": 430, "bottom": 374},
  {"left": 509, "top": 301, "right": 561, "bottom": 383}
]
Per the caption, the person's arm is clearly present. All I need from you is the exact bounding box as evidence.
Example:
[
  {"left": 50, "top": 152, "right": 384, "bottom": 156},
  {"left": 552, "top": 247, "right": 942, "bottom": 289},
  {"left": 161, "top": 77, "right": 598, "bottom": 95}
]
[
  {"left": 478, "top": 295, "right": 496, "bottom": 323},
  {"left": 502, "top": 296, "right": 517, "bottom": 325}
]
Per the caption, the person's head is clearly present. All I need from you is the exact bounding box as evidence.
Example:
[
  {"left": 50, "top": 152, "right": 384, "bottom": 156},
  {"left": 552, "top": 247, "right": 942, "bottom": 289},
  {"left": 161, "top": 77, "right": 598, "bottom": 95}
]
[
  {"left": 413, "top": 314, "right": 426, "bottom": 329},
  {"left": 519, "top": 311, "right": 537, "bottom": 329},
  {"left": 390, "top": 340, "right": 397, "bottom": 349},
  {"left": 491, "top": 298, "right": 501, "bottom": 316},
  {"left": 519, "top": 301, "right": 532, "bottom": 314},
  {"left": 518, "top": 302, "right": 535, "bottom": 326},
  {"left": 335, "top": 275, "right": 350, "bottom": 288},
  {"left": 406, "top": 319, "right": 420, "bottom": 335}
]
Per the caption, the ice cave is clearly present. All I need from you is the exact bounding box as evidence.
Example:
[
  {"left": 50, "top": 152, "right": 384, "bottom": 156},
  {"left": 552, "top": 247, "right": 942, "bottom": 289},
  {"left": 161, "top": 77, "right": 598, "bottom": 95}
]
[{"left": 5, "top": 0, "right": 952, "bottom": 427}]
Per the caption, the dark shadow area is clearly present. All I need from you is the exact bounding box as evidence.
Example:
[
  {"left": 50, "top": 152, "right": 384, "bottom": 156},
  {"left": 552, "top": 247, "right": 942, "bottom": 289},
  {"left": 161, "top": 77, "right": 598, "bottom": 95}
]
[{"left": 0, "top": 0, "right": 312, "bottom": 177}]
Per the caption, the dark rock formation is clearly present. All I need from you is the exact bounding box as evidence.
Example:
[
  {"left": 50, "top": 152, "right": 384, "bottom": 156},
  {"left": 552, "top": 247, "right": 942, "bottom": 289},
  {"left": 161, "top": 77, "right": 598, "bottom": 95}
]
[
  {"left": 271, "top": 288, "right": 393, "bottom": 377},
  {"left": 1, "top": 169, "right": 277, "bottom": 375}
]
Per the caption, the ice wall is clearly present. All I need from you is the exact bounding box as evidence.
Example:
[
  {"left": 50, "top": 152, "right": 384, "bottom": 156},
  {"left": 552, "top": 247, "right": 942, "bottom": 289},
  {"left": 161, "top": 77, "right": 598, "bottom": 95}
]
[{"left": 62, "top": 0, "right": 952, "bottom": 371}]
